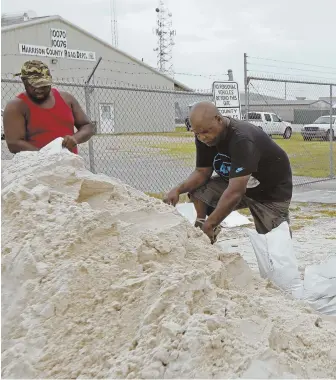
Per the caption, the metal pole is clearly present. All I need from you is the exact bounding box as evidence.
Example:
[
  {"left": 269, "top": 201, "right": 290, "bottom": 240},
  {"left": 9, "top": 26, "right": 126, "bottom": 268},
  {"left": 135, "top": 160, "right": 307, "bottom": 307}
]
[
  {"left": 85, "top": 57, "right": 102, "bottom": 173},
  {"left": 228, "top": 69, "right": 233, "bottom": 81},
  {"left": 85, "top": 87, "right": 96, "bottom": 173},
  {"left": 330, "top": 84, "right": 334, "bottom": 178},
  {"left": 244, "top": 53, "right": 249, "bottom": 121},
  {"left": 285, "top": 82, "right": 287, "bottom": 100},
  {"left": 85, "top": 57, "right": 102, "bottom": 85}
]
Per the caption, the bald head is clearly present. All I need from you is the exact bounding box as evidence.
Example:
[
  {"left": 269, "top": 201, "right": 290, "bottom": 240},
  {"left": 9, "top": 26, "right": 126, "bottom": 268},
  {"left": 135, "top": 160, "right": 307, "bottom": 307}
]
[
  {"left": 189, "top": 101, "right": 227, "bottom": 146},
  {"left": 189, "top": 101, "right": 220, "bottom": 126}
]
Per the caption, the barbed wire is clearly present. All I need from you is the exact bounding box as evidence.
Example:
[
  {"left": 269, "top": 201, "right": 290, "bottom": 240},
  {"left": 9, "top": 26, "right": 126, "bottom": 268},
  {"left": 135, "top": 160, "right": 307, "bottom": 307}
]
[
  {"left": 2, "top": 53, "right": 230, "bottom": 80},
  {"left": 1, "top": 76, "right": 214, "bottom": 94},
  {"left": 248, "top": 71, "right": 336, "bottom": 83}
]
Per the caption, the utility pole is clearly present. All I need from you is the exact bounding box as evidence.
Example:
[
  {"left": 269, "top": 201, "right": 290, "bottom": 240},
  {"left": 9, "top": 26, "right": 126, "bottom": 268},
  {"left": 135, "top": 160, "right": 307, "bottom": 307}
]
[{"left": 110, "top": 0, "right": 118, "bottom": 48}]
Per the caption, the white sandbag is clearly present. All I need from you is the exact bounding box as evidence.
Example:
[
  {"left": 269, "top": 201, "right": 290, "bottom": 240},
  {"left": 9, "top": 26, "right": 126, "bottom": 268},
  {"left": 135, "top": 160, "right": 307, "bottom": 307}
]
[
  {"left": 247, "top": 222, "right": 303, "bottom": 298},
  {"left": 39, "top": 137, "right": 69, "bottom": 154},
  {"left": 303, "top": 257, "right": 336, "bottom": 316},
  {"left": 176, "top": 202, "right": 252, "bottom": 228}
]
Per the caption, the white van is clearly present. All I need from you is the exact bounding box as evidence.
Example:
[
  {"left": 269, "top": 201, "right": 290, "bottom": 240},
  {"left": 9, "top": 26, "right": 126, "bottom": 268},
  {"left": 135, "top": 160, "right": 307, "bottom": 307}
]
[{"left": 245, "top": 111, "right": 292, "bottom": 139}]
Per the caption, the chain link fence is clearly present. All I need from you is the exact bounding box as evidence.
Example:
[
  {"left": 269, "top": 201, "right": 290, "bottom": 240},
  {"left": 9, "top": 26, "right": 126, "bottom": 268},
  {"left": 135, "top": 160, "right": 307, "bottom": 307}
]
[
  {"left": 244, "top": 77, "right": 335, "bottom": 186},
  {"left": 2, "top": 75, "right": 335, "bottom": 193},
  {"left": 1, "top": 77, "right": 212, "bottom": 193}
]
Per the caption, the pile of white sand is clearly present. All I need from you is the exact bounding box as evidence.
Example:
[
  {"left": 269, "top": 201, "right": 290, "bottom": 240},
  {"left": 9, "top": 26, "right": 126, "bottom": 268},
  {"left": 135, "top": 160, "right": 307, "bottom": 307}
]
[{"left": 2, "top": 149, "right": 336, "bottom": 379}]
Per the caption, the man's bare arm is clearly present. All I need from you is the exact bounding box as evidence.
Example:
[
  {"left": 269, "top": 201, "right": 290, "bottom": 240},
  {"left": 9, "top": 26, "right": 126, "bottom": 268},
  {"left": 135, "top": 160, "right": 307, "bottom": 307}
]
[
  {"left": 3, "top": 100, "right": 38, "bottom": 153},
  {"left": 175, "top": 167, "right": 213, "bottom": 194},
  {"left": 164, "top": 167, "right": 213, "bottom": 206},
  {"left": 63, "top": 92, "right": 94, "bottom": 144},
  {"left": 206, "top": 175, "right": 250, "bottom": 227}
]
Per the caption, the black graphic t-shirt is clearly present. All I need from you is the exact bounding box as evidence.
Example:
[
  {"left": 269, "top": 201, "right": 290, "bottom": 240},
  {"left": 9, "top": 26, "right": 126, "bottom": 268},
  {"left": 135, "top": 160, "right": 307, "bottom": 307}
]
[{"left": 196, "top": 118, "right": 292, "bottom": 201}]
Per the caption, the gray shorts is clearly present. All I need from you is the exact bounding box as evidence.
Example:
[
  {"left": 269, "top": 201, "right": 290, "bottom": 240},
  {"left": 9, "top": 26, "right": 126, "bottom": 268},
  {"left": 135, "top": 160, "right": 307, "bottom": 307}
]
[{"left": 190, "top": 176, "right": 291, "bottom": 234}]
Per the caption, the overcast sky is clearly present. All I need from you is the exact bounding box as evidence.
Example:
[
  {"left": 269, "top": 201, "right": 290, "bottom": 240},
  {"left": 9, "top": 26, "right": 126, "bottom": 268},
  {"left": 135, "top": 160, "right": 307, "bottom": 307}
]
[{"left": 2, "top": 0, "right": 336, "bottom": 94}]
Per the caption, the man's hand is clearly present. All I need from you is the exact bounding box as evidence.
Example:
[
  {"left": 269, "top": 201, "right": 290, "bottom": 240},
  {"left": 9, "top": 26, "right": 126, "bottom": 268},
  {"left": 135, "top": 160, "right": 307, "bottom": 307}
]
[
  {"left": 202, "top": 219, "right": 216, "bottom": 243},
  {"left": 62, "top": 135, "right": 78, "bottom": 151},
  {"left": 163, "top": 188, "right": 180, "bottom": 206}
]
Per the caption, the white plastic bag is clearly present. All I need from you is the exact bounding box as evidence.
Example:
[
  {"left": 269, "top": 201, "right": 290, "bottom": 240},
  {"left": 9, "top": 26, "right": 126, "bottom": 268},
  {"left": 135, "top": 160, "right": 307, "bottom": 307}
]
[
  {"left": 303, "top": 257, "right": 336, "bottom": 316},
  {"left": 39, "top": 137, "right": 68, "bottom": 154},
  {"left": 247, "top": 222, "right": 303, "bottom": 298},
  {"left": 176, "top": 202, "right": 252, "bottom": 228}
]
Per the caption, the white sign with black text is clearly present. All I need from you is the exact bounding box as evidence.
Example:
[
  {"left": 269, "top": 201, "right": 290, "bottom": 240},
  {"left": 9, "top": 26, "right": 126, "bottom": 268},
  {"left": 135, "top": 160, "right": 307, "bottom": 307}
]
[
  {"left": 213, "top": 81, "right": 241, "bottom": 120},
  {"left": 18, "top": 28, "right": 96, "bottom": 61},
  {"left": 50, "top": 28, "right": 67, "bottom": 49},
  {"left": 65, "top": 48, "right": 96, "bottom": 61},
  {"left": 19, "top": 44, "right": 65, "bottom": 58}
]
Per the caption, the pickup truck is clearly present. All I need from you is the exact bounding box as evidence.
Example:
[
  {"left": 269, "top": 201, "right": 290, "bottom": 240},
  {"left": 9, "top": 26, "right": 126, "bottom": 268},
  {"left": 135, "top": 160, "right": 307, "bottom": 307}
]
[
  {"left": 301, "top": 115, "right": 336, "bottom": 141},
  {"left": 244, "top": 111, "right": 292, "bottom": 139}
]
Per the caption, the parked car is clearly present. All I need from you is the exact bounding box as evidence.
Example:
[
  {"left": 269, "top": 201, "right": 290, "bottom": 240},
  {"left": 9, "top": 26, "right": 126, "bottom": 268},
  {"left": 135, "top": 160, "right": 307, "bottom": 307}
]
[
  {"left": 244, "top": 111, "right": 292, "bottom": 139},
  {"left": 1, "top": 109, "right": 4, "bottom": 140},
  {"left": 301, "top": 115, "right": 336, "bottom": 141}
]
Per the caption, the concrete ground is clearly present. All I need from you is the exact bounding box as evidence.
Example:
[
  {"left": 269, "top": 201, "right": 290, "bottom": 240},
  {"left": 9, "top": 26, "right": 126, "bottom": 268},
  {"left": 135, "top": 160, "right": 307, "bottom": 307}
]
[{"left": 293, "top": 179, "right": 336, "bottom": 203}]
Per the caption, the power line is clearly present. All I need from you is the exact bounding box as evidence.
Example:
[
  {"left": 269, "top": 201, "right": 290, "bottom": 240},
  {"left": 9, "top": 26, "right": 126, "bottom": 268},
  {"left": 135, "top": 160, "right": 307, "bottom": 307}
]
[
  {"left": 249, "top": 56, "right": 336, "bottom": 71},
  {"left": 248, "top": 63, "right": 336, "bottom": 76}
]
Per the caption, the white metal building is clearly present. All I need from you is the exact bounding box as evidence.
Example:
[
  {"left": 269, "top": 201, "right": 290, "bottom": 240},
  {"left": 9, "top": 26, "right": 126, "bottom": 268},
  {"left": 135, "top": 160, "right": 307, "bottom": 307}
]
[{"left": 1, "top": 14, "right": 191, "bottom": 133}]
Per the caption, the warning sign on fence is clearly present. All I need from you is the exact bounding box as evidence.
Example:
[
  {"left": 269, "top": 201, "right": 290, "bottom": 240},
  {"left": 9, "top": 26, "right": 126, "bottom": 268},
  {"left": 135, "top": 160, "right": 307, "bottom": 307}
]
[{"left": 212, "top": 81, "right": 241, "bottom": 119}]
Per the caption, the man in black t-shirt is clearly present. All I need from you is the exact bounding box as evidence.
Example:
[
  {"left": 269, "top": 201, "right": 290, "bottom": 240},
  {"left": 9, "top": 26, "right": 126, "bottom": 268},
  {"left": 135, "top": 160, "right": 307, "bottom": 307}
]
[{"left": 163, "top": 101, "right": 293, "bottom": 244}]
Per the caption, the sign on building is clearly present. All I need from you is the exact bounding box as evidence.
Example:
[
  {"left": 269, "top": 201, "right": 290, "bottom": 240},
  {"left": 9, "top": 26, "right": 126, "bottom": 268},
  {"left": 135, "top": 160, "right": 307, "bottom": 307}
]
[
  {"left": 212, "top": 81, "right": 241, "bottom": 119},
  {"left": 19, "top": 44, "right": 64, "bottom": 58},
  {"left": 18, "top": 27, "right": 96, "bottom": 61},
  {"left": 50, "top": 28, "right": 67, "bottom": 49}
]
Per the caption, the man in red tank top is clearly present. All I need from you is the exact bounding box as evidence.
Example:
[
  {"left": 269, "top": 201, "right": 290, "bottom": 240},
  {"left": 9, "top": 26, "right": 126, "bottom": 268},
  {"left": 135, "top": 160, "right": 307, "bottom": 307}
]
[{"left": 3, "top": 60, "right": 94, "bottom": 154}]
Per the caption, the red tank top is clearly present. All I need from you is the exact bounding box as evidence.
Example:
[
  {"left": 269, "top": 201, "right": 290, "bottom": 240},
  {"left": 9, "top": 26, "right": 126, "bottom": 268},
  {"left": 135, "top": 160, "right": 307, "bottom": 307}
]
[{"left": 17, "top": 88, "right": 78, "bottom": 154}]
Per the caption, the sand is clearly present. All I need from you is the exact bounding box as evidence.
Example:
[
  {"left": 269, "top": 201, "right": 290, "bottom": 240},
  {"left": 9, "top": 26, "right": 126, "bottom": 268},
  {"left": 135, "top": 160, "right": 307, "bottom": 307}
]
[{"left": 1, "top": 148, "right": 336, "bottom": 379}]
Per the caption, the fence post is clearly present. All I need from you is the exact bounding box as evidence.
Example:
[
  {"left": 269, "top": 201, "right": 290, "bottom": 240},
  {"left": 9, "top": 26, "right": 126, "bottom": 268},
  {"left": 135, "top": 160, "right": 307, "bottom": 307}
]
[
  {"left": 244, "top": 53, "right": 249, "bottom": 120},
  {"left": 84, "top": 86, "right": 96, "bottom": 173},
  {"left": 330, "top": 84, "right": 334, "bottom": 178},
  {"left": 84, "top": 56, "right": 102, "bottom": 174}
]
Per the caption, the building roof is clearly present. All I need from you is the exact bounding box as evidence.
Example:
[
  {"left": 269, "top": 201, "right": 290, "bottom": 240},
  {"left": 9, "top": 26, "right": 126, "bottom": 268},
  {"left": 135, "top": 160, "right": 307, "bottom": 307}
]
[
  {"left": 1, "top": 14, "right": 192, "bottom": 92},
  {"left": 1, "top": 13, "right": 50, "bottom": 27}
]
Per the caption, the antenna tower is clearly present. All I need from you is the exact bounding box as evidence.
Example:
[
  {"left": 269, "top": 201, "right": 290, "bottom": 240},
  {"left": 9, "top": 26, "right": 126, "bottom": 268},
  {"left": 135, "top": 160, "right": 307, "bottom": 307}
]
[
  {"left": 153, "top": 0, "right": 176, "bottom": 77},
  {"left": 110, "top": 0, "right": 118, "bottom": 48}
]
